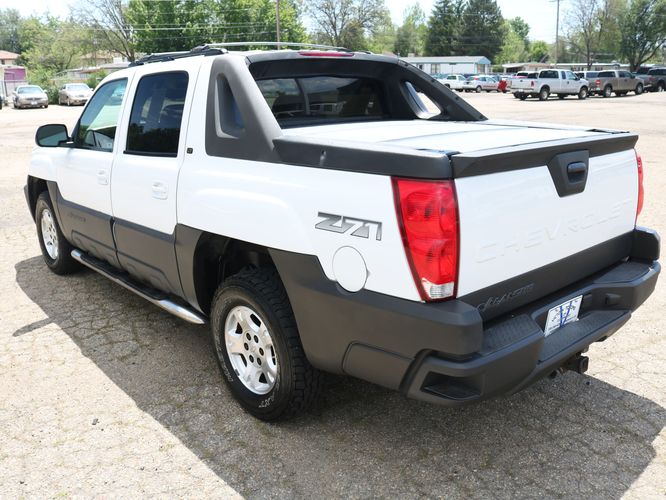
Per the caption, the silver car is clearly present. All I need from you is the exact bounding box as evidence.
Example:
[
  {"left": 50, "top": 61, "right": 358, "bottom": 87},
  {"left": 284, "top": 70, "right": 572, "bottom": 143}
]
[
  {"left": 462, "top": 75, "right": 499, "bottom": 93},
  {"left": 58, "top": 83, "right": 93, "bottom": 106},
  {"left": 12, "top": 85, "right": 49, "bottom": 109}
]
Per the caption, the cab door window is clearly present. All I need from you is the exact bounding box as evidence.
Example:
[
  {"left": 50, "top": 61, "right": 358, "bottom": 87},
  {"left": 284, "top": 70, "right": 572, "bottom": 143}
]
[
  {"left": 75, "top": 78, "right": 127, "bottom": 152},
  {"left": 126, "top": 71, "right": 189, "bottom": 156}
]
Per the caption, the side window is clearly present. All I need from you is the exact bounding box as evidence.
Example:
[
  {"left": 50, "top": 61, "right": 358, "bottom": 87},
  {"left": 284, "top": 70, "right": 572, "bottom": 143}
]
[
  {"left": 75, "top": 78, "right": 127, "bottom": 152},
  {"left": 126, "top": 71, "right": 189, "bottom": 156},
  {"left": 566, "top": 71, "right": 577, "bottom": 80}
]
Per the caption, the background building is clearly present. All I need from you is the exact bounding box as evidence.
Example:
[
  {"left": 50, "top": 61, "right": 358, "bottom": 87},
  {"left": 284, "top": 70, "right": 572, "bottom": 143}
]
[{"left": 402, "top": 56, "right": 492, "bottom": 75}]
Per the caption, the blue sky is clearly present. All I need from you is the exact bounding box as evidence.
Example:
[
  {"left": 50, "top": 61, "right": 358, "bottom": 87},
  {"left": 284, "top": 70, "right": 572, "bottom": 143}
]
[{"left": 0, "top": 0, "right": 562, "bottom": 43}]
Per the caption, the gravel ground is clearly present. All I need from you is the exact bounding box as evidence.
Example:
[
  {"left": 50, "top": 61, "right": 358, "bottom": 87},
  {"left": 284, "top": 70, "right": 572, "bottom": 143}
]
[{"left": 1, "top": 92, "right": 664, "bottom": 498}]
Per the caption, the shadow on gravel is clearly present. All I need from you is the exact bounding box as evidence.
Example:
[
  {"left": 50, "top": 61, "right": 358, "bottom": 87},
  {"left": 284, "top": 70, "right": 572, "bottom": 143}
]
[{"left": 16, "top": 256, "right": 666, "bottom": 498}]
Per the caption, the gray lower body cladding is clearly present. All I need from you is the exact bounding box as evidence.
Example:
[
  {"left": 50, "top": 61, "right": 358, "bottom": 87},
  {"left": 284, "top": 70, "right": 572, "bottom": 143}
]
[{"left": 270, "top": 227, "right": 660, "bottom": 406}]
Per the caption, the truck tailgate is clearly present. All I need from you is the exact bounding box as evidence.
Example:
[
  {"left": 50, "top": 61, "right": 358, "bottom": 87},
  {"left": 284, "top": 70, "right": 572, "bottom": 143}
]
[{"left": 452, "top": 136, "right": 639, "bottom": 318}]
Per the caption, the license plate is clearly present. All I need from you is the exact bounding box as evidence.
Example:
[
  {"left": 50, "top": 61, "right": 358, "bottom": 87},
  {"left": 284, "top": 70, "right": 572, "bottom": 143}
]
[{"left": 544, "top": 295, "right": 583, "bottom": 336}]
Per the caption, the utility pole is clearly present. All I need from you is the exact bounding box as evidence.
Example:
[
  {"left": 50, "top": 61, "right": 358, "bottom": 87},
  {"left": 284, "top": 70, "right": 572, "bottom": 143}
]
[
  {"left": 554, "top": 0, "right": 560, "bottom": 63},
  {"left": 276, "top": 0, "right": 281, "bottom": 49}
]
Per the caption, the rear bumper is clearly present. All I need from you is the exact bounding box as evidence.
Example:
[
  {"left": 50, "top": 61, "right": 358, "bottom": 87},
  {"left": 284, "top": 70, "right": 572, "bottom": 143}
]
[
  {"left": 272, "top": 227, "right": 660, "bottom": 407},
  {"left": 404, "top": 257, "right": 659, "bottom": 405}
]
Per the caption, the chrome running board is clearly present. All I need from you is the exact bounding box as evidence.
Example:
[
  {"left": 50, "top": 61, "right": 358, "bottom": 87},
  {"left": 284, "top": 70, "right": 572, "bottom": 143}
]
[{"left": 71, "top": 249, "right": 207, "bottom": 325}]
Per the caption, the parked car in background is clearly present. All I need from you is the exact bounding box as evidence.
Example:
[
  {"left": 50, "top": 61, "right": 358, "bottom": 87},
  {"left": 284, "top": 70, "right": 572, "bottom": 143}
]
[
  {"left": 58, "top": 83, "right": 93, "bottom": 106},
  {"left": 512, "top": 69, "right": 589, "bottom": 100},
  {"left": 462, "top": 75, "right": 499, "bottom": 92},
  {"left": 594, "top": 70, "right": 644, "bottom": 97},
  {"left": 575, "top": 71, "right": 600, "bottom": 93},
  {"left": 12, "top": 85, "right": 48, "bottom": 109},
  {"left": 497, "top": 77, "right": 509, "bottom": 93},
  {"left": 440, "top": 74, "right": 466, "bottom": 91},
  {"left": 647, "top": 67, "right": 666, "bottom": 92},
  {"left": 632, "top": 73, "right": 651, "bottom": 91}
]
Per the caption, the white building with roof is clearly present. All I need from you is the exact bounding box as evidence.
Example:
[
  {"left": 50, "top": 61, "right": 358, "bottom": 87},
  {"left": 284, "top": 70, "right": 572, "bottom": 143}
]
[{"left": 401, "top": 56, "right": 492, "bottom": 76}]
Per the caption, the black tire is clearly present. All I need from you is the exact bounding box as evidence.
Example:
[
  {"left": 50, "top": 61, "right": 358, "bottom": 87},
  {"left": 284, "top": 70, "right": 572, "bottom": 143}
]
[
  {"left": 519, "top": 94, "right": 527, "bottom": 100},
  {"left": 578, "top": 86, "right": 588, "bottom": 100},
  {"left": 35, "top": 192, "right": 79, "bottom": 275},
  {"left": 658, "top": 81, "right": 665, "bottom": 92},
  {"left": 603, "top": 85, "right": 612, "bottom": 98},
  {"left": 210, "top": 267, "right": 322, "bottom": 421},
  {"left": 513, "top": 93, "right": 520, "bottom": 99},
  {"left": 475, "top": 86, "right": 482, "bottom": 93},
  {"left": 636, "top": 83, "right": 644, "bottom": 95},
  {"left": 539, "top": 87, "right": 550, "bottom": 101}
]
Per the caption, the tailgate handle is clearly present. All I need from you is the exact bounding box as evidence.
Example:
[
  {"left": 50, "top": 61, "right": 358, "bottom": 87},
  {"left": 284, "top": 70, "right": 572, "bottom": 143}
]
[
  {"left": 547, "top": 150, "right": 589, "bottom": 197},
  {"left": 567, "top": 162, "right": 587, "bottom": 181}
]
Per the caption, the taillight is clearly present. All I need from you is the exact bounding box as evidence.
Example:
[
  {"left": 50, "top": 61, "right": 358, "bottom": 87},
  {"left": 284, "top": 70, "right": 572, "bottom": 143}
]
[
  {"left": 392, "top": 179, "right": 459, "bottom": 301},
  {"left": 595, "top": 79, "right": 601, "bottom": 86},
  {"left": 636, "top": 150, "right": 644, "bottom": 220}
]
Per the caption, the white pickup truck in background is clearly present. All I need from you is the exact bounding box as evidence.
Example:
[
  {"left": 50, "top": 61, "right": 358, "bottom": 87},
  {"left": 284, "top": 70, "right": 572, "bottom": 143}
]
[
  {"left": 513, "top": 69, "right": 590, "bottom": 101},
  {"left": 25, "top": 45, "right": 660, "bottom": 420}
]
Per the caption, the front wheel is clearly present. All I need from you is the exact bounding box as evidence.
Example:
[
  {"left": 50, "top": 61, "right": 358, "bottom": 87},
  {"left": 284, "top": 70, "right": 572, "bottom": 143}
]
[
  {"left": 578, "top": 87, "right": 588, "bottom": 100},
  {"left": 35, "top": 192, "right": 79, "bottom": 274},
  {"left": 475, "top": 86, "right": 482, "bottom": 93},
  {"left": 210, "top": 268, "right": 322, "bottom": 421}
]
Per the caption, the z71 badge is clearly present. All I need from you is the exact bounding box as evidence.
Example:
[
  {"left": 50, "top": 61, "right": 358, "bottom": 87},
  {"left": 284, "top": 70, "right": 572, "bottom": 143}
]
[{"left": 315, "top": 212, "right": 383, "bottom": 241}]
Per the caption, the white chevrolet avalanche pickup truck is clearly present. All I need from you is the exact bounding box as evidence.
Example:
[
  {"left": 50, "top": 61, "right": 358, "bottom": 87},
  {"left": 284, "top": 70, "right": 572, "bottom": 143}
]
[{"left": 26, "top": 45, "right": 660, "bottom": 420}]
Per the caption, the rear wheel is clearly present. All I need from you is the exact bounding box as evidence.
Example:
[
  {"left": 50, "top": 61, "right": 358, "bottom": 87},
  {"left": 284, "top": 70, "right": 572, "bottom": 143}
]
[
  {"left": 539, "top": 87, "right": 550, "bottom": 101},
  {"left": 603, "top": 85, "right": 612, "bottom": 98},
  {"left": 635, "top": 83, "right": 644, "bottom": 95},
  {"left": 35, "top": 192, "right": 79, "bottom": 275},
  {"left": 475, "top": 86, "right": 482, "bottom": 93},
  {"left": 519, "top": 94, "right": 527, "bottom": 100},
  {"left": 578, "top": 86, "right": 588, "bottom": 100},
  {"left": 210, "top": 268, "right": 322, "bottom": 420},
  {"left": 658, "top": 81, "right": 665, "bottom": 92}
]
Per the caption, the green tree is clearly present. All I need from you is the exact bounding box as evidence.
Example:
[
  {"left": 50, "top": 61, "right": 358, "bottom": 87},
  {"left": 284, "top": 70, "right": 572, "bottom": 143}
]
[
  {"left": 496, "top": 20, "right": 528, "bottom": 64},
  {"left": 0, "top": 9, "right": 24, "bottom": 53},
  {"left": 73, "top": 0, "right": 137, "bottom": 61},
  {"left": 565, "top": 0, "right": 602, "bottom": 68},
  {"left": 459, "top": 0, "right": 505, "bottom": 60},
  {"left": 509, "top": 17, "right": 529, "bottom": 48},
  {"left": 529, "top": 40, "right": 550, "bottom": 62},
  {"left": 425, "top": 0, "right": 458, "bottom": 56},
  {"left": 620, "top": 0, "right": 666, "bottom": 70},
  {"left": 308, "top": 0, "right": 389, "bottom": 50},
  {"left": 394, "top": 4, "right": 426, "bottom": 56}
]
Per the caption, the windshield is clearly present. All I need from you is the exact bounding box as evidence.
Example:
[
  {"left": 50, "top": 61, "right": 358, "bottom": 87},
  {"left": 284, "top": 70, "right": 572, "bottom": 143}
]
[
  {"left": 67, "top": 84, "right": 90, "bottom": 91},
  {"left": 18, "top": 86, "right": 43, "bottom": 94}
]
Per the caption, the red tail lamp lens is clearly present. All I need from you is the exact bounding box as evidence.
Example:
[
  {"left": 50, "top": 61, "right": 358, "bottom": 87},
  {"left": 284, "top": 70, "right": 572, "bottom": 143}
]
[{"left": 393, "top": 179, "right": 459, "bottom": 301}]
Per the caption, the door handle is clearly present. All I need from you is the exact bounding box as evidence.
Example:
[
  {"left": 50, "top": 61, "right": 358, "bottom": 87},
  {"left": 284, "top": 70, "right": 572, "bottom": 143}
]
[
  {"left": 151, "top": 181, "right": 168, "bottom": 200},
  {"left": 97, "top": 169, "right": 108, "bottom": 185}
]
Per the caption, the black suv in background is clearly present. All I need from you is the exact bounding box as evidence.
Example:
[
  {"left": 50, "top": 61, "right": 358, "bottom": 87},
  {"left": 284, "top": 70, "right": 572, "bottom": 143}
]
[{"left": 647, "top": 67, "right": 666, "bottom": 92}]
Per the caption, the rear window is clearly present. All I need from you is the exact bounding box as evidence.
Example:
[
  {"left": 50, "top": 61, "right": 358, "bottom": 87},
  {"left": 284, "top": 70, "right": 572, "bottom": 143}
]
[
  {"left": 257, "top": 76, "right": 385, "bottom": 126},
  {"left": 598, "top": 71, "right": 615, "bottom": 77},
  {"left": 586, "top": 71, "right": 599, "bottom": 78},
  {"left": 540, "top": 70, "right": 558, "bottom": 79}
]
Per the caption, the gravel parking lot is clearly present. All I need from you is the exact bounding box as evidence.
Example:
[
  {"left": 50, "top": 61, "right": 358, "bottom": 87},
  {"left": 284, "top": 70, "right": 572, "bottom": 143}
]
[{"left": 1, "top": 92, "right": 664, "bottom": 498}]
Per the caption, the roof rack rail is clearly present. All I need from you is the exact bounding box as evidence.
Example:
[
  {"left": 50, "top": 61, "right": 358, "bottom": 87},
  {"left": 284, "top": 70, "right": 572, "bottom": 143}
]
[
  {"left": 129, "top": 46, "right": 226, "bottom": 67},
  {"left": 199, "top": 41, "right": 354, "bottom": 52}
]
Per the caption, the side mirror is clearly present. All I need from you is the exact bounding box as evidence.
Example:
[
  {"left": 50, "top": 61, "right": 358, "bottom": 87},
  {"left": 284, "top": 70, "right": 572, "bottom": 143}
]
[{"left": 35, "top": 124, "right": 70, "bottom": 147}]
